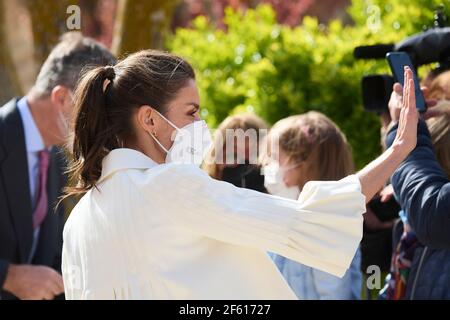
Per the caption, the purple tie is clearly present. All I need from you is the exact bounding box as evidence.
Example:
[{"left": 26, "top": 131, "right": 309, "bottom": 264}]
[{"left": 33, "top": 150, "right": 50, "bottom": 229}]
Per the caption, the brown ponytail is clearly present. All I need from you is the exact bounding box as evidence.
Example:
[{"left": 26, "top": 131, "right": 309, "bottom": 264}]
[{"left": 65, "top": 50, "right": 195, "bottom": 197}]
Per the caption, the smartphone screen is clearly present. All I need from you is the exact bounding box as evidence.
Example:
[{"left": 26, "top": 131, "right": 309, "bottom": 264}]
[{"left": 386, "top": 52, "right": 427, "bottom": 113}]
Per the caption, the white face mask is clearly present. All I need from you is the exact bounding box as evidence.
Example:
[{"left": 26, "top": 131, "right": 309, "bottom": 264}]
[
  {"left": 262, "top": 162, "right": 300, "bottom": 200},
  {"left": 149, "top": 110, "right": 213, "bottom": 166}
]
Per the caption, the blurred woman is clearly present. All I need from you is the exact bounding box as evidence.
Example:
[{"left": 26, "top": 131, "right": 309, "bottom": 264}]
[
  {"left": 383, "top": 70, "right": 450, "bottom": 300},
  {"left": 262, "top": 112, "right": 362, "bottom": 299},
  {"left": 61, "top": 50, "right": 419, "bottom": 299},
  {"left": 427, "top": 111, "right": 450, "bottom": 177},
  {"left": 425, "top": 70, "right": 450, "bottom": 177},
  {"left": 203, "top": 113, "right": 268, "bottom": 191}
]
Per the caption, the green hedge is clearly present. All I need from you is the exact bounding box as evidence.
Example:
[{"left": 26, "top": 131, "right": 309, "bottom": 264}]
[{"left": 168, "top": 0, "right": 449, "bottom": 168}]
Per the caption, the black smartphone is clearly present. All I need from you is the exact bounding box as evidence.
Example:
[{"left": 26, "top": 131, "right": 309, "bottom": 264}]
[{"left": 386, "top": 52, "right": 427, "bottom": 113}]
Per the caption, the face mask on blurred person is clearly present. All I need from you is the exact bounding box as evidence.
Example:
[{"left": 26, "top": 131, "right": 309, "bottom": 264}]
[
  {"left": 149, "top": 110, "right": 212, "bottom": 166},
  {"left": 262, "top": 162, "right": 300, "bottom": 200}
]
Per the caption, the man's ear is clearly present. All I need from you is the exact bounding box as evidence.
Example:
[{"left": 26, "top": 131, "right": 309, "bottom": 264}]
[{"left": 50, "top": 85, "right": 70, "bottom": 112}]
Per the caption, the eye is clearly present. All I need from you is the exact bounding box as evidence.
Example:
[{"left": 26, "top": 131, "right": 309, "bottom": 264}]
[{"left": 190, "top": 106, "right": 200, "bottom": 117}]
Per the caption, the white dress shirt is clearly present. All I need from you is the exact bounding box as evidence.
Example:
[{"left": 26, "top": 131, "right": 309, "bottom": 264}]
[
  {"left": 17, "top": 97, "right": 45, "bottom": 262},
  {"left": 17, "top": 97, "right": 45, "bottom": 205},
  {"left": 62, "top": 148, "right": 366, "bottom": 300}
]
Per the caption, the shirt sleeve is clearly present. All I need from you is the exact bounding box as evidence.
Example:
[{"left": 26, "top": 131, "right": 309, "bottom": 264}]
[
  {"left": 312, "top": 248, "right": 361, "bottom": 300},
  {"left": 142, "top": 164, "right": 366, "bottom": 278}
]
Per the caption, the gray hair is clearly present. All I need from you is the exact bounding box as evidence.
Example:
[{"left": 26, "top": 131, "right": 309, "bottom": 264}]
[{"left": 32, "top": 32, "right": 116, "bottom": 97}]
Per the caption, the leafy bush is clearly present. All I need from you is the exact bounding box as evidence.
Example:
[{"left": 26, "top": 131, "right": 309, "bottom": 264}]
[{"left": 168, "top": 0, "right": 449, "bottom": 168}]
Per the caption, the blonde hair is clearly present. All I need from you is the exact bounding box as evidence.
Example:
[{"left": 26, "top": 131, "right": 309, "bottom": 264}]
[
  {"left": 203, "top": 113, "right": 268, "bottom": 179},
  {"left": 423, "top": 70, "right": 450, "bottom": 177},
  {"left": 426, "top": 70, "right": 450, "bottom": 100},
  {"left": 267, "top": 111, "right": 354, "bottom": 189}
]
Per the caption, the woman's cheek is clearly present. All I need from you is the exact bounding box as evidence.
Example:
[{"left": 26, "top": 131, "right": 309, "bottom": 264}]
[
  {"left": 284, "top": 169, "right": 303, "bottom": 188},
  {"left": 283, "top": 172, "right": 296, "bottom": 188}
]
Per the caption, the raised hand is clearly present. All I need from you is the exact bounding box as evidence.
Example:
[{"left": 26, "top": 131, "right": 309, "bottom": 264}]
[
  {"left": 357, "top": 67, "right": 420, "bottom": 203},
  {"left": 390, "top": 67, "right": 419, "bottom": 158}
]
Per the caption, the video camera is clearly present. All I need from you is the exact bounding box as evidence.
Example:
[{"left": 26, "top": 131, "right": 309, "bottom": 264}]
[{"left": 354, "top": 6, "right": 450, "bottom": 114}]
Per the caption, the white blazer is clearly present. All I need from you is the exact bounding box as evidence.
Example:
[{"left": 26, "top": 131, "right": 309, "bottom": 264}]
[{"left": 62, "top": 148, "right": 366, "bottom": 299}]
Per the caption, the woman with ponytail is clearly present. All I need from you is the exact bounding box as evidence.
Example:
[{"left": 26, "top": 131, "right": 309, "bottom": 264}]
[{"left": 62, "top": 51, "right": 419, "bottom": 299}]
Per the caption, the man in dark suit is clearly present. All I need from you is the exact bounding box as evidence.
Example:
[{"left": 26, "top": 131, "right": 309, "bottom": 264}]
[{"left": 0, "top": 32, "right": 116, "bottom": 300}]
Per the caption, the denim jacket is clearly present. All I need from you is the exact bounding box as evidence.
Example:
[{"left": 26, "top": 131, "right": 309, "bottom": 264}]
[{"left": 269, "top": 248, "right": 362, "bottom": 300}]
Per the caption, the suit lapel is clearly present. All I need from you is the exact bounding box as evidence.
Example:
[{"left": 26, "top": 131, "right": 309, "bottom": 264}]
[{"left": 0, "top": 99, "right": 34, "bottom": 263}]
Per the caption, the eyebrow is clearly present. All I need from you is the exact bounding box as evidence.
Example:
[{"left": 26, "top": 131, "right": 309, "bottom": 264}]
[{"left": 186, "top": 102, "right": 200, "bottom": 109}]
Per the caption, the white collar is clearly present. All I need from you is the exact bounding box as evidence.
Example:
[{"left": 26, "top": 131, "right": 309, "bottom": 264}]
[
  {"left": 17, "top": 97, "right": 45, "bottom": 153},
  {"left": 98, "top": 148, "right": 158, "bottom": 183}
]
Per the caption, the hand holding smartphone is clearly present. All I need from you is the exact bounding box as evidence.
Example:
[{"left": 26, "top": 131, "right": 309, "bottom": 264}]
[{"left": 386, "top": 52, "right": 427, "bottom": 113}]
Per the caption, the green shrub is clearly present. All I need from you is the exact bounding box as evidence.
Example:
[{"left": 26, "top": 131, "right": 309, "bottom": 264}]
[{"left": 168, "top": 0, "right": 449, "bottom": 168}]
